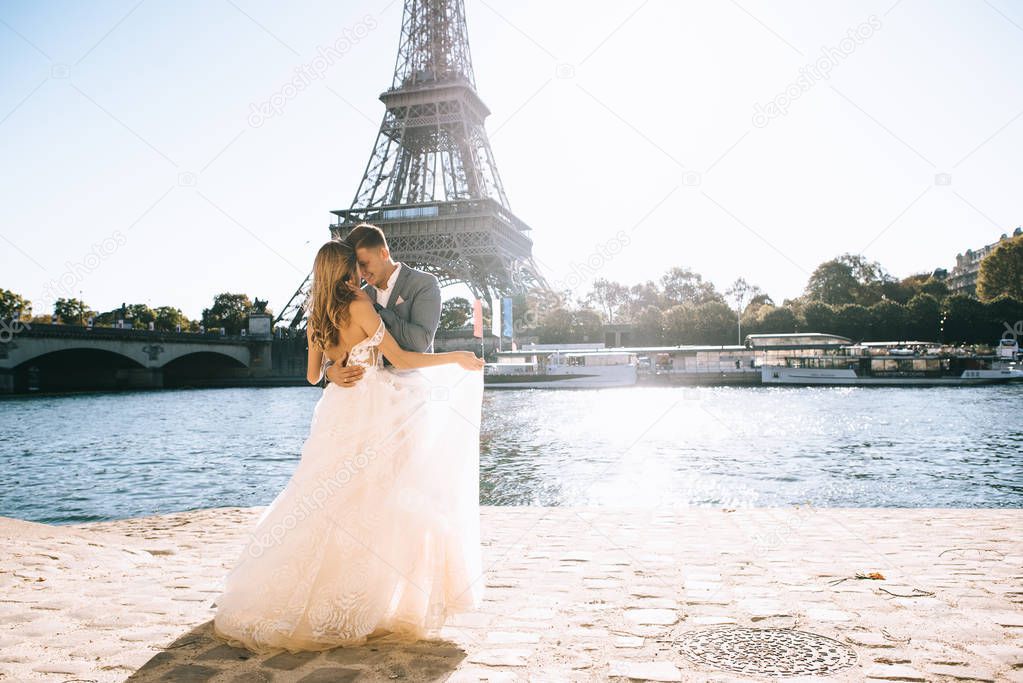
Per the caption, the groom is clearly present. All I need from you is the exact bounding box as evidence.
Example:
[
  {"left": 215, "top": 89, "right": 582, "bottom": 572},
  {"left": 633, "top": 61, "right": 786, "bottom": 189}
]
[{"left": 324, "top": 223, "right": 442, "bottom": 388}]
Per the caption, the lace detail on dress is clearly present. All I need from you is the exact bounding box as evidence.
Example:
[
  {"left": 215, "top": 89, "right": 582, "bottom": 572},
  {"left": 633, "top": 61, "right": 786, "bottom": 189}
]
[{"left": 346, "top": 319, "right": 385, "bottom": 370}]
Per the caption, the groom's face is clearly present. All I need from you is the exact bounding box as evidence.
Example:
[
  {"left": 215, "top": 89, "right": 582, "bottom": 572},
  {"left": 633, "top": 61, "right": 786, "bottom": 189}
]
[{"left": 355, "top": 246, "right": 390, "bottom": 288}]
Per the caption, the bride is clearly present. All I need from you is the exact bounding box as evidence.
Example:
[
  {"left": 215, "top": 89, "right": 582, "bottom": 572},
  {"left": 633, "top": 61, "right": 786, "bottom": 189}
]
[{"left": 211, "top": 238, "right": 487, "bottom": 654}]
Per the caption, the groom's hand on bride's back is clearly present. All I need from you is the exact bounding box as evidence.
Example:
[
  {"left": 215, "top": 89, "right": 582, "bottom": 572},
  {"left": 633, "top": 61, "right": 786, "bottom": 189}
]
[{"left": 326, "top": 362, "right": 364, "bottom": 388}]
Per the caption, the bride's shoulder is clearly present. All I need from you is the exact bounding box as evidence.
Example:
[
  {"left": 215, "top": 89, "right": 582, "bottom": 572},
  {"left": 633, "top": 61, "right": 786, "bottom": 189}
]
[
  {"left": 349, "top": 298, "right": 378, "bottom": 328},
  {"left": 350, "top": 295, "right": 374, "bottom": 314}
]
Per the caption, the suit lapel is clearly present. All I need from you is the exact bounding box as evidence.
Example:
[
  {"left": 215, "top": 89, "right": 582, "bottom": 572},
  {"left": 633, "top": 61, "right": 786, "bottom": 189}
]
[{"left": 387, "top": 263, "right": 410, "bottom": 311}]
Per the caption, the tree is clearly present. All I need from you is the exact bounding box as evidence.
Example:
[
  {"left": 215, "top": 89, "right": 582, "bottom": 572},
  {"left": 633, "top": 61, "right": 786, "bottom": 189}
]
[
  {"left": 0, "top": 288, "right": 31, "bottom": 319},
  {"left": 918, "top": 275, "right": 949, "bottom": 299},
  {"left": 694, "top": 300, "right": 742, "bottom": 343},
  {"left": 906, "top": 293, "right": 940, "bottom": 342},
  {"left": 841, "top": 253, "right": 893, "bottom": 303},
  {"left": 662, "top": 304, "right": 698, "bottom": 345},
  {"left": 660, "top": 267, "right": 722, "bottom": 307},
  {"left": 154, "top": 306, "right": 190, "bottom": 332},
  {"left": 93, "top": 308, "right": 120, "bottom": 326},
  {"left": 941, "top": 295, "right": 984, "bottom": 343},
  {"left": 801, "top": 301, "right": 836, "bottom": 334},
  {"left": 536, "top": 307, "right": 604, "bottom": 344},
  {"left": 832, "top": 304, "right": 872, "bottom": 342},
  {"left": 981, "top": 295, "right": 1023, "bottom": 343},
  {"left": 202, "top": 293, "right": 253, "bottom": 335},
  {"left": 725, "top": 278, "right": 765, "bottom": 344},
  {"left": 977, "top": 234, "right": 1023, "bottom": 301},
  {"left": 897, "top": 273, "right": 949, "bottom": 303},
  {"left": 622, "top": 281, "right": 662, "bottom": 321},
  {"left": 537, "top": 308, "right": 574, "bottom": 343},
  {"left": 584, "top": 278, "right": 629, "bottom": 323},
  {"left": 747, "top": 292, "right": 774, "bottom": 311},
  {"left": 440, "top": 297, "right": 472, "bottom": 330},
  {"left": 53, "top": 297, "right": 91, "bottom": 325},
  {"left": 804, "top": 253, "right": 891, "bottom": 306},
  {"left": 573, "top": 309, "right": 604, "bottom": 342},
  {"left": 125, "top": 303, "right": 156, "bottom": 326},
  {"left": 661, "top": 301, "right": 734, "bottom": 345},
  {"left": 868, "top": 300, "right": 908, "bottom": 341},
  {"left": 633, "top": 305, "right": 664, "bottom": 345},
  {"left": 755, "top": 305, "right": 798, "bottom": 335},
  {"left": 805, "top": 260, "right": 858, "bottom": 305}
]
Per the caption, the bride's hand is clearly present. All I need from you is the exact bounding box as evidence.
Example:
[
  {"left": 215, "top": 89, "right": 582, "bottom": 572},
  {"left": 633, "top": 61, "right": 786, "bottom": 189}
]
[
  {"left": 455, "top": 351, "right": 486, "bottom": 371},
  {"left": 344, "top": 279, "right": 369, "bottom": 299}
]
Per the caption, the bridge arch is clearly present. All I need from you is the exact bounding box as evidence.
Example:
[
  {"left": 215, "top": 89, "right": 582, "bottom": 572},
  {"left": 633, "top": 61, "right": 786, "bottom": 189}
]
[
  {"left": 156, "top": 345, "right": 249, "bottom": 367},
  {"left": 161, "top": 351, "right": 249, "bottom": 389},
  {"left": 10, "top": 347, "right": 147, "bottom": 393}
]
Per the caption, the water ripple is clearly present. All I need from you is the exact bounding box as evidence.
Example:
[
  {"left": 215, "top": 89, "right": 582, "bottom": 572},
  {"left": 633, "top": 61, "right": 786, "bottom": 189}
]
[{"left": 1, "top": 384, "right": 1021, "bottom": 523}]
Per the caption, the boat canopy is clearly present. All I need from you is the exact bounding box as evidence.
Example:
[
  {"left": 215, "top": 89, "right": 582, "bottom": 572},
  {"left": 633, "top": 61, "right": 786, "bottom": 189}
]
[{"left": 744, "top": 332, "right": 852, "bottom": 349}]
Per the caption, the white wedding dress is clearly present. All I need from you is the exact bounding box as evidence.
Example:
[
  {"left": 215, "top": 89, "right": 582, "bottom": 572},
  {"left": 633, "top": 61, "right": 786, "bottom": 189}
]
[{"left": 211, "top": 319, "right": 485, "bottom": 654}]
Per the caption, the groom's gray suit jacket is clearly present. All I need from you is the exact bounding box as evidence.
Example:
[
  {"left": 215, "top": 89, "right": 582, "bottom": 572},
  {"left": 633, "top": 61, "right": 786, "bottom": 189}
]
[{"left": 363, "top": 263, "right": 441, "bottom": 363}]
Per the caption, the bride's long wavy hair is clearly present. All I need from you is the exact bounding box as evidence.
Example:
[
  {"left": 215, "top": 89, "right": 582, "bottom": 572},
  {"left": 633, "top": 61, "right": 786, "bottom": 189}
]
[{"left": 305, "top": 239, "right": 360, "bottom": 352}]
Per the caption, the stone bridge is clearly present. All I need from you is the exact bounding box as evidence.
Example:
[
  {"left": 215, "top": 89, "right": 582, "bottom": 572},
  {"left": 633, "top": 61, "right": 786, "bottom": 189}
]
[{"left": 0, "top": 320, "right": 288, "bottom": 394}]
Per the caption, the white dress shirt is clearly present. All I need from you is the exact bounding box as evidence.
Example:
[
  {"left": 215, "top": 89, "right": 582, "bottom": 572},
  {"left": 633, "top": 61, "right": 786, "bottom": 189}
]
[{"left": 375, "top": 262, "right": 402, "bottom": 308}]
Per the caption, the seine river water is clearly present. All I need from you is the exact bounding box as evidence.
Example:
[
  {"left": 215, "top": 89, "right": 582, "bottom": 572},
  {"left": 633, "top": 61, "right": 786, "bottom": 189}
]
[{"left": 1, "top": 384, "right": 1020, "bottom": 523}]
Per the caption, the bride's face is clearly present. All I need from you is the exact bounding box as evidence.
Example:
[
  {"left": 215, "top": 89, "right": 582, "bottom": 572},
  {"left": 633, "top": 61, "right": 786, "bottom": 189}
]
[{"left": 343, "top": 261, "right": 364, "bottom": 292}]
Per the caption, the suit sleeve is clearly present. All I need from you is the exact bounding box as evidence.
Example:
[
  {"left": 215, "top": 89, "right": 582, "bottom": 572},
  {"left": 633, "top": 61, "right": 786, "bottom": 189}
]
[{"left": 377, "top": 274, "right": 441, "bottom": 352}]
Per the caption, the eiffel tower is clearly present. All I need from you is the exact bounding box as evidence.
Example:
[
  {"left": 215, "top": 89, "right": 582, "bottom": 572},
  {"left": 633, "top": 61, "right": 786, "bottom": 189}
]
[{"left": 275, "top": 0, "right": 548, "bottom": 329}]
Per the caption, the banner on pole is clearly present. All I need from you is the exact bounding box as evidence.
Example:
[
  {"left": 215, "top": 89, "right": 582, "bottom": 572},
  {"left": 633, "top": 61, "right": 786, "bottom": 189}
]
[
  {"left": 491, "top": 294, "right": 501, "bottom": 338},
  {"left": 502, "top": 297, "right": 513, "bottom": 339},
  {"left": 472, "top": 298, "right": 483, "bottom": 338}
]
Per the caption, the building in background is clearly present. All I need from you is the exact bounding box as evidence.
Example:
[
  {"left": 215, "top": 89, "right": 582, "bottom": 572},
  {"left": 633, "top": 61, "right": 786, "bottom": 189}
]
[{"left": 948, "top": 227, "right": 1022, "bottom": 297}]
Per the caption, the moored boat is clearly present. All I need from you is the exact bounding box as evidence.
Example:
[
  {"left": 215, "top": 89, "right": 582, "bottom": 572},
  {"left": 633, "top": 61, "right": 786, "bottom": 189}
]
[
  {"left": 761, "top": 338, "right": 1023, "bottom": 386},
  {"left": 484, "top": 350, "right": 638, "bottom": 389}
]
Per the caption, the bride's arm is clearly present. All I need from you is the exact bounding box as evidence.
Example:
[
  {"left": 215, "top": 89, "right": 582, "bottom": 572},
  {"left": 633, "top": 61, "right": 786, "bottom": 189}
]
[
  {"left": 379, "top": 328, "right": 484, "bottom": 370},
  {"left": 351, "top": 300, "right": 484, "bottom": 371},
  {"left": 306, "top": 323, "right": 326, "bottom": 385}
]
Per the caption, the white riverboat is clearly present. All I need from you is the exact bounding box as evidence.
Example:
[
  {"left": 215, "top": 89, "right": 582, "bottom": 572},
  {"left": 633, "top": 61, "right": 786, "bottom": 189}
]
[
  {"left": 484, "top": 350, "right": 638, "bottom": 389},
  {"left": 761, "top": 338, "right": 1023, "bottom": 386}
]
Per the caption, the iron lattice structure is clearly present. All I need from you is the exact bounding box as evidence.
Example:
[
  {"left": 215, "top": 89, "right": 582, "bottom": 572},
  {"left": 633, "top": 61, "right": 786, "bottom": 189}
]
[{"left": 276, "top": 0, "right": 548, "bottom": 329}]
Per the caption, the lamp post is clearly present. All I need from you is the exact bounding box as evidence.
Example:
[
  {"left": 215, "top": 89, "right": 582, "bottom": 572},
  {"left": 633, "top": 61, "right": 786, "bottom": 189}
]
[
  {"left": 736, "top": 306, "right": 742, "bottom": 346},
  {"left": 726, "top": 278, "right": 751, "bottom": 346}
]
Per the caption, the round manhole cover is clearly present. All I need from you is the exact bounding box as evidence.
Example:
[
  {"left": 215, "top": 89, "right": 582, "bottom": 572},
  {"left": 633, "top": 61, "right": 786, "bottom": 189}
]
[{"left": 677, "top": 626, "right": 857, "bottom": 677}]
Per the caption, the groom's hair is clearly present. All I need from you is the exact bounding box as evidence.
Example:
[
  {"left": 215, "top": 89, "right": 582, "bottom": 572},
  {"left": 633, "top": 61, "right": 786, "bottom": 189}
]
[{"left": 346, "top": 223, "right": 388, "bottom": 252}]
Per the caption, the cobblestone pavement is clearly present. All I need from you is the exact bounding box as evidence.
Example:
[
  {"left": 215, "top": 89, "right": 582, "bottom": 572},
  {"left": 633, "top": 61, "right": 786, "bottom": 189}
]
[{"left": 1, "top": 506, "right": 1021, "bottom": 682}]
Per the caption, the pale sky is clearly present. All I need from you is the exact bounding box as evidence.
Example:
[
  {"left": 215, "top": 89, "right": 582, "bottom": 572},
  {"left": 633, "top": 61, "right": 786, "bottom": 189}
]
[{"left": 2, "top": 0, "right": 1021, "bottom": 320}]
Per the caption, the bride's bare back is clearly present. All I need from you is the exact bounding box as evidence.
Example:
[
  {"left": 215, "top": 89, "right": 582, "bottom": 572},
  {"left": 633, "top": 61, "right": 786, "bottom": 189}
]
[{"left": 324, "top": 322, "right": 373, "bottom": 366}]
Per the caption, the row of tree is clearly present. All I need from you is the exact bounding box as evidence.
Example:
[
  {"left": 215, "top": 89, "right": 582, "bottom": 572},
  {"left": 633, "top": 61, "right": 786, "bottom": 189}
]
[
  {"left": 523, "top": 239, "right": 1023, "bottom": 345},
  {"left": 5, "top": 233, "right": 1020, "bottom": 345},
  {"left": 0, "top": 290, "right": 270, "bottom": 336},
  {"left": 534, "top": 292, "right": 1021, "bottom": 346}
]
